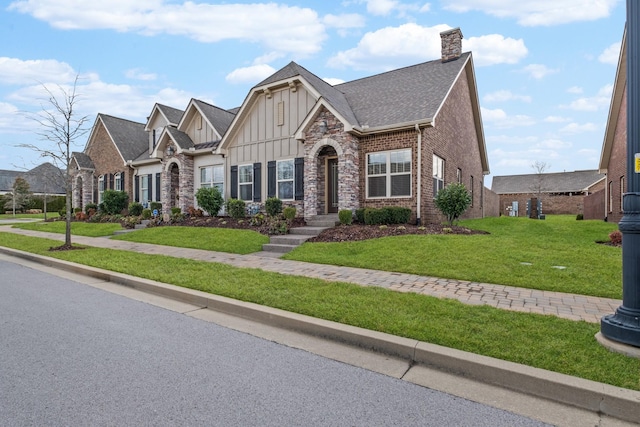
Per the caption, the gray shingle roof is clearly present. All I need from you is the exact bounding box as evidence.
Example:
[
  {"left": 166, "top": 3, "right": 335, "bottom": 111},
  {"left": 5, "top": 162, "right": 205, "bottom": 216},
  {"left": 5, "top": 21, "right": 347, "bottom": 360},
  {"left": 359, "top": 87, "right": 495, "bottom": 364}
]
[
  {"left": 0, "top": 163, "right": 65, "bottom": 195},
  {"left": 156, "top": 104, "right": 184, "bottom": 125},
  {"left": 71, "top": 151, "right": 95, "bottom": 169},
  {"left": 99, "top": 114, "right": 148, "bottom": 162},
  {"left": 166, "top": 127, "right": 195, "bottom": 150},
  {"left": 0, "top": 170, "right": 21, "bottom": 193},
  {"left": 491, "top": 170, "right": 605, "bottom": 194},
  {"left": 193, "top": 99, "right": 236, "bottom": 135}
]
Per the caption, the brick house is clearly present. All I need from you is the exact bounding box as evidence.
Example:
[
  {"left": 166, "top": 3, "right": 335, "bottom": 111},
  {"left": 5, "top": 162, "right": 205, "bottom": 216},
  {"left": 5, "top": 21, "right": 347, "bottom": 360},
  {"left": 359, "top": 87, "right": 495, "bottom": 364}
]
[
  {"left": 492, "top": 170, "right": 605, "bottom": 217},
  {"left": 217, "top": 28, "right": 490, "bottom": 223}
]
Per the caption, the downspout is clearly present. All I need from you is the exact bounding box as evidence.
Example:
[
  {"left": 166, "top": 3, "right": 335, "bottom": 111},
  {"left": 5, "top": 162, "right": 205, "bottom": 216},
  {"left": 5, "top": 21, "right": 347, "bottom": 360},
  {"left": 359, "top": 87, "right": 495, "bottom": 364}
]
[{"left": 415, "top": 123, "right": 422, "bottom": 225}]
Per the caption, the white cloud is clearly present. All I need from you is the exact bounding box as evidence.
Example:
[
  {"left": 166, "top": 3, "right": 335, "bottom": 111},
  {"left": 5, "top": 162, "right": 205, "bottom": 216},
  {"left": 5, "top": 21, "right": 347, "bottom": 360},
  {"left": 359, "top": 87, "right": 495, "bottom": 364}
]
[
  {"left": 364, "top": 0, "right": 399, "bottom": 15},
  {"left": 563, "top": 84, "right": 613, "bottom": 111},
  {"left": 225, "top": 64, "right": 277, "bottom": 85},
  {"left": 488, "top": 134, "right": 538, "bottom": 145},
  {"left": 543, "top": 116, "right": 571, "bottom": 123},
  {"left": 536, "top": 138, "right": 572, "bottom": 149},
  {"left": 464, "top": 34, "right": 528, "bottom": 66},
  {"left": 559, "top": 122, "right": 598, "bottom": 134},
  {"left": 323, "top": 77, "right": 346, "bottom": 86},
  {"left": 521, "top": 64, "right": 557, "bottom": 79},
  {"left": 125, "top": 68, "right": 157, "bottom": 81},
  {"left": 8, "top": 1, "right": 326, "bottom": 57},
  {"left": 358, "top": 0, "right": 428, "bottom": 16},
  {"left": 481, "top": 107, "right": 535, "bottom": 129},
  {"left": 567, "top": 86, "right": 583, "bottom": 94},
  {"left": 599, "top": 42, "right": 622, "bottom": 65},
  {"left": 0, "top": 57, "right": 77, "bottom": 85},
  {"left": 483, "top": 90, "right": 531, "bottom": 103},
  {"left": 441, "top": 0, "right": 618, "bottom": 26},
  {"left": 324, "top": 13, "right": 365, "bottom": 29}
]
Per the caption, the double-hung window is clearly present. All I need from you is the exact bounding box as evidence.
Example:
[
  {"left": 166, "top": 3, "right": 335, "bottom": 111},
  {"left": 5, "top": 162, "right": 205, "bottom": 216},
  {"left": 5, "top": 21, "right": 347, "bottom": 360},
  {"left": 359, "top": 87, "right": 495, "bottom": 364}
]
[
  {"left": 239, "top": 164, "right": 253, "bottom": 201},
  {"left": 200, "top": 165, "right": 224, "bottom": 194},
  {"left": 277, "top": 159, "right": 294, "bottom": 200},
  {"left": 140, "top": 175, "right": 149, "bottom": 205},
  {"left": 433, "top": 155, "right": 445, "bottom": 197},
  {"left": 366, "top": 149, "right": 411, "bottom": 198},
  {"left": 98, "top": 175, "right": 105, "bottom": 203},
  {"left": 114, "top": 173, "right": 122, "bottom": 192}
]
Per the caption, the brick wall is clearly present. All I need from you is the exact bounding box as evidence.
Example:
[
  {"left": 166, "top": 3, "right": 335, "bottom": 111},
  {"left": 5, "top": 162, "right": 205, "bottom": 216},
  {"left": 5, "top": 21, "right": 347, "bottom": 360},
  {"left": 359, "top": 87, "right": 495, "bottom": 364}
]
[
  {"left": 584, "top": 189, "right": 606, "bottom": 220},
  {"left": 498, "top": 192, "right": 590, "bottom": 217},
  {"left": 606, "top": 85, "right": 627, "bottom": 223},
  {"left": 483, "top": 187, "right": 500, "bottom": 217}
]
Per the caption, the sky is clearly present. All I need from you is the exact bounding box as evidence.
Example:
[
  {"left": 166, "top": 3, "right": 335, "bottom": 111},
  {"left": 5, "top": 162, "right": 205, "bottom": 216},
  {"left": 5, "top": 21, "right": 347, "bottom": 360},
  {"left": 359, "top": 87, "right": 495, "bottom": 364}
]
[{"left": 0, "top": 0, "right": 628, "bottom": 186}]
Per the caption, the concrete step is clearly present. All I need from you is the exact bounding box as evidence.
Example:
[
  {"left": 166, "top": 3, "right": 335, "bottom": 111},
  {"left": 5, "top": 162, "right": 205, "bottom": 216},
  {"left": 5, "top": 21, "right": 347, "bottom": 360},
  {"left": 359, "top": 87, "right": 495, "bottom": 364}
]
[
  {"left": 269, "top": 234, "right": 313, "bottom": 246},
  {"left": 134, "top": 219, "right": 151, "bottom": 230},
  {"left": 289, "top": 226, "right": 328, "bottom": 236},
  {"left": 261, "top": 243, "right": 297, "bottom": 253},
  {"left": 112, "top": 229, "right": 136, "bottom": 235},
  {"left": 306, "top": 215, "right": 340, "bottom": 228}
]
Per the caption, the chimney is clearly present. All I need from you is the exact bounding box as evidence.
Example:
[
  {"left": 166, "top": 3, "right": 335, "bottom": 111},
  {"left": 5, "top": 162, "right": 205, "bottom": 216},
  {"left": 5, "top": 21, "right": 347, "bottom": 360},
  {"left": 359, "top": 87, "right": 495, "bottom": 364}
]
[{"left": 440, "top": 27, "right": 463, "bottom": 62}]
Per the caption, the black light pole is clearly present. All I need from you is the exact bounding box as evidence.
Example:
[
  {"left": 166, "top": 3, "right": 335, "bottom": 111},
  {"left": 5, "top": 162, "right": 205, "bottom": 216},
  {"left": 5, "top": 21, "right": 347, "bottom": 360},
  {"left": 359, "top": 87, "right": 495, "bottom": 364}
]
[{"left": 601, "top": 0, "right": 640, "bottom": 348}]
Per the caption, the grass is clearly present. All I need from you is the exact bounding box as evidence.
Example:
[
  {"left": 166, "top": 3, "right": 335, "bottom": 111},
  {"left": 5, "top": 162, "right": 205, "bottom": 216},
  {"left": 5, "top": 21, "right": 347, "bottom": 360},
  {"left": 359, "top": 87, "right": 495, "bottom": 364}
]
[
  {"left": 0, "top": 213, "right": 60, "bottom": 220},
  {"left": 284, "top": 215, "right": 622, "bottom": 299},
  {"left": 0, "top": 231, "right": 638, "bottom": 391},
  {"left": 12, "top": 221, "right": 124, "bottom": 237},
  {"left": 112, "top": 226, "right": 269, "bottom": 254}
]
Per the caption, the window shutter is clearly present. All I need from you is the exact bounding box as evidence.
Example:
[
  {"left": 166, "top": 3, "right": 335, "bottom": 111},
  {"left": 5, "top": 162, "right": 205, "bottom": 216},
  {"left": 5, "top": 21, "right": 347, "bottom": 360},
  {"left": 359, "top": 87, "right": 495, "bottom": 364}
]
[
  {"left": 253, "top": 162, "right": 262, "bottom": 202},
  {"left": 155, "top": 173, "right": 161, "bottom": 201},
  {"left": 230, "top": 166, "right": 238, "bottom": 199},
  {"left": 147, "top": 174, "right": 152, "bottom": 202},
  {"left": 267, "top": 161, "right": 276, "bottom": 198},
  {"left": 109, "top": 173, "right": 114, "bottom": 190},
  {"left": 134, "top": 175, "right": 139, "bottom": 202},
  {"left": 294, "top": 157, "right": 304, "bottom": 201}
]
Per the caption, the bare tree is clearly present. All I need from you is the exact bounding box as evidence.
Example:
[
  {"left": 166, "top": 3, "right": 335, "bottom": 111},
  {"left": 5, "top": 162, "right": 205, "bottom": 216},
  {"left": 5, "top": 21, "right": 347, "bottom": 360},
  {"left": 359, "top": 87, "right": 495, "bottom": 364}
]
[
  {"left": 530, "top": 160, "right": 549, "bottom": 197},
  {"left": 19, "top": 76, "right": 90, "bottom": 249}
]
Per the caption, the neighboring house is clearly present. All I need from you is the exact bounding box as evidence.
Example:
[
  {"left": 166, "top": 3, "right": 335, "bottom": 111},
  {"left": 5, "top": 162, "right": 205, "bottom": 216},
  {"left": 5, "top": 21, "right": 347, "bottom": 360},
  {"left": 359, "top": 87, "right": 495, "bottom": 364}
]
[
  {"left": 491, "top": 170, "right": 605, "bottom": 217},
  {"left": 217, "top": 28, "right": 490, "bottom": 223},
  {"left": 0, "top": 163, "right": 65, "bottom": 196},
  {"left": 593, "top": 27, "right": 627, "bottom": 223}
]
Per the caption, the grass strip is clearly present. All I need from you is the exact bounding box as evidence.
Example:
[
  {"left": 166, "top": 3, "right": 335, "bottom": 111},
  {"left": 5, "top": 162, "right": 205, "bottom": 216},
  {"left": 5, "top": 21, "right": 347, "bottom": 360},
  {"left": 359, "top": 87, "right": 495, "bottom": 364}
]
[
  {"left": 12, "top": 221, "right": 124, "bottom": 237},
  {"left": 284, "top": 215, "right": 622, "bottom": 299},
  {"left": 112, "top": 226, "right": 269, "bottom": 254},
  {"left": 0, "top": 232, "right": 638, "bottom": 391}
]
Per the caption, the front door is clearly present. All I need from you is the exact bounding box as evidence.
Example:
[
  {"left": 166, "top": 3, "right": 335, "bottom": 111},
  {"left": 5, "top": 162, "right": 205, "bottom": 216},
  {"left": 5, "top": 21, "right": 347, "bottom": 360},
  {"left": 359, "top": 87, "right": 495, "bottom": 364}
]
[{"left": 327, "top": 158, "right": 338, "bottom": 213}]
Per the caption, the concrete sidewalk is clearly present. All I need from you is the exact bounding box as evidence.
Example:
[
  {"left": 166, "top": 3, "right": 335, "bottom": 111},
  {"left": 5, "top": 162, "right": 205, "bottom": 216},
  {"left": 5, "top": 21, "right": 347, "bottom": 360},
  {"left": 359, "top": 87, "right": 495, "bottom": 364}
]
[{"left": 0, "top": 224, "right": 621, "bottom": 324}]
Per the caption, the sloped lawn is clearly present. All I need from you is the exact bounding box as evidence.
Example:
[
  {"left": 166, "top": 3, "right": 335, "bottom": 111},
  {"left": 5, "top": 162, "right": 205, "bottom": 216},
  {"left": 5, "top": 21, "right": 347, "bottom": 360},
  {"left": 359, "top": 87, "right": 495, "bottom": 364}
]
[{"left": 12, "top": 220, "right": 124, "bottom": 237}]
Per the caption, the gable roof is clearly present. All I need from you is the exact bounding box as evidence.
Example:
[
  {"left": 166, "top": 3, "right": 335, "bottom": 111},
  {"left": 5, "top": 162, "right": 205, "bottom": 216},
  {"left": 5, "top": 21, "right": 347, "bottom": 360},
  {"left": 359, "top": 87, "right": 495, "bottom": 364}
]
[
  {"left": 192, "top": 99, "right": 236, "bottom": 136},
  {"left": 491, "top": 170, "right": 605, "bottom": 194},
  {"left": 0, "top": 169, "right": 21, "bottom": 193},
  {"left": 71, "top": 151, "right": 95, "bottom": 170},
  {"left": 0, "top": 163, "right": 65, "bottom": 195},
  {"left": 145, "top": 103, "right": 184, "bottom": 131},
  {"left": 86, "top": 114, "right": 148, "bottom": 164}
]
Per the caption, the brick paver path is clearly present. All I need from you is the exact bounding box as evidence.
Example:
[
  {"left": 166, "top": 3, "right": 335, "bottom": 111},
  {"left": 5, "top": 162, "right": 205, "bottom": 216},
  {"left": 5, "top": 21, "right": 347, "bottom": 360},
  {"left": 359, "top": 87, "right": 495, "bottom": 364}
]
[{"left": 0, "top": 225, "right": 621, "bottom": 324}]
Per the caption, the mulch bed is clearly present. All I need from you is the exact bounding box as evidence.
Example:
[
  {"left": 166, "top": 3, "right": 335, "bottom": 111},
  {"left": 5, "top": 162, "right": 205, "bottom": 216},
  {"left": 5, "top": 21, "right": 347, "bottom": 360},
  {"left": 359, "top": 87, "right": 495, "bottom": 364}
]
[{"left": 307, "top": 223, "right": 488, "bottom": 243}]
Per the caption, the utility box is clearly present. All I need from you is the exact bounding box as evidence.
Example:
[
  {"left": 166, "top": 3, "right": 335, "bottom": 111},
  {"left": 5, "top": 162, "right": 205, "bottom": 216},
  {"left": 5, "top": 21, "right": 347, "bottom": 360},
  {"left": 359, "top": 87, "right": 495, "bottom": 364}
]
[{"left": 526, "top": 198, "right": 543, "bottom": 219}]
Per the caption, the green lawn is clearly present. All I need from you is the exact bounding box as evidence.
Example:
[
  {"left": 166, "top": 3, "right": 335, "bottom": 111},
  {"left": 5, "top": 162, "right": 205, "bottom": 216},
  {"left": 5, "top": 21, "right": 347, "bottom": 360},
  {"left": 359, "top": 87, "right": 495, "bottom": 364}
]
[
  {"left": 113, "top": 226, "right": 269, "bottom": 254},
  {"left": 12, "top": 221, "right": 124, "bottom": 237},
  {"left": 284, "top": 215, "right": 622, "bottom": 299},
  {"left": 0, "top": 231, "right": 637, "bottom": 391},
  {"left": 0, "top": 213, "right": 60, "bottom": 220}
]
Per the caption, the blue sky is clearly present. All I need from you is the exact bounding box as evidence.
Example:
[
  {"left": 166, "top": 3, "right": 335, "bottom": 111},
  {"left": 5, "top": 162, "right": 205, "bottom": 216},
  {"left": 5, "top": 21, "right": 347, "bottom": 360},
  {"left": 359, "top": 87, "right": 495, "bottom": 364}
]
[{"left": 0, "top": 0, "right": 627, "bottom": 185}]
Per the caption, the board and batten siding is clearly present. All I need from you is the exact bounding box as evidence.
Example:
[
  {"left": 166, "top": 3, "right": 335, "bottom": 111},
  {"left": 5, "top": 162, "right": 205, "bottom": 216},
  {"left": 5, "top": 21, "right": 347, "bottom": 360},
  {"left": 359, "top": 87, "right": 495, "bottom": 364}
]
[{"left": 185, "top": 112, "right": 219, "bottom": 145}]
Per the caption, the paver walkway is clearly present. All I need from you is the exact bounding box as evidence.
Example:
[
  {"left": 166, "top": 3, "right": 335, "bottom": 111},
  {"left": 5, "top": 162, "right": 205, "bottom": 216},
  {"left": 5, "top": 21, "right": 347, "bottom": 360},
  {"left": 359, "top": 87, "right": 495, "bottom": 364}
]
[{"left": 0, "top": 225, "right": 621, "bottom": 324}]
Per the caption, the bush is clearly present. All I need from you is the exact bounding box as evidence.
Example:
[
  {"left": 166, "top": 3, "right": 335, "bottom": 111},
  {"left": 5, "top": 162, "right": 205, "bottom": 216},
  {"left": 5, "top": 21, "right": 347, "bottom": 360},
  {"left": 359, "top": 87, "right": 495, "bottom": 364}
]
[
  {"left": 27, "top": 195, "right": 66, "bottom": 212},
  {"left": 171, "top": 207, "right": 182, "bottom": 215},
  {"left": 187, "top": 206, "right": 204, "bottom": 217},
  {"left": 195, "top": 186, "right": 224, "bottom": 216},
  {"left": 226, "top": 198, "right": 246, "bottom": 219},
  {"left": 85, "top": 203, "right": 98, "bottom": 215},
  {"left": 58, "top": 208, "right": 66, "bottom": 218},
  {"left": 128, "top": 202, "right": 143, "bottom": 216},
  {"left": 149, "top": 201, "right": 162, "bottom": 214},
  {"left": 74, "top": 207, "right": 82, "bottom": 214},
  {"left": 364, "top": 208, "right": 389, "bottom": 225},
  {"left": 609, "top": 230, "right": 622, "bottom": 245},
  {"left": 265, "top": 197, "right": 283, "bottom": 216},
  {"left": 339, "top": 209, "right": 353, "bottom": 225},
  {"left": 141, "top": 209, "right": 152, "bottom": 220},
  {"left": 385, "top": 206, "right": 411, "bottom": 224},
  {"left": 576, "top": 214, "right": 584, "bottom": 221},
  {"left": 434, "top": 182, "right": 472, "bottom": 225},
  {"left": 283, "top": 206, "right": 296, "bottom": 220},
  {"left": 355, "top": 208, "right": 366, "bottom": 224},
  {"left": 102, "top": 190, "right": 129, "bottom": 215},
  {"left": 250, "top": 213, "right": 265, "bottom": 226}
]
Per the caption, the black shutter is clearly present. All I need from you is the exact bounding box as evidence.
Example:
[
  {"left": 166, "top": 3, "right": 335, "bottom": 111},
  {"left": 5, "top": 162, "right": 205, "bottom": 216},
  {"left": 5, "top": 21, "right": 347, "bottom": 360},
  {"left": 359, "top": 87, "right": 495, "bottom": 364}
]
[
  {"left": 155, "top": 173, "right": 161, "bottom": 201},
  {"left": 267, "top": 160, "right": 276, "bottom": 198},
  {"left": 294, "top": 157, "right": 304, "bottom": 201},
  {"left": 147, "top": 174, "right": 152, "bottom": 203},
  {"left": 109, "top": 173, "right": 114, "bottom": 190},
  {"left": 134, "top": 175, "right": 139, "bottom": 202},
  {"left": 253, "top": 162, "right": 262, "bottom": 202},
  {"left": 230, "top": 165, "right": 238, "bottom": 199},
  {"left": 121, "top": 171, "right": 126, "bottom": 191}
]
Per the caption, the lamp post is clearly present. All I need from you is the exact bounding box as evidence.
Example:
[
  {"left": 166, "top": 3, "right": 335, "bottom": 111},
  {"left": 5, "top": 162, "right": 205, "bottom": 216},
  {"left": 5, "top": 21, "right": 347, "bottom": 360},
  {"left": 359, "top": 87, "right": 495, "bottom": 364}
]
[{"left": 600, "top": 0, "right": 640, "bottom": 348}]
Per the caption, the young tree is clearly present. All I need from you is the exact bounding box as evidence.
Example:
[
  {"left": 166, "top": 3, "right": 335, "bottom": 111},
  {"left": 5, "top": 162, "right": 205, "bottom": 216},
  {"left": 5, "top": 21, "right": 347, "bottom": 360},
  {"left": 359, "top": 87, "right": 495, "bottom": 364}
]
[
  {"left": 530, "top": 160, "right": 549, "bottom": 197},
  {"left": 20, "top": 76, "right": 89, "bottom": 249},
  {"left": 434, "top": 182, "right": 472, "bottom": 226},
  {"left": 4, "top": 177, "right": 32, "bottom": 215}
]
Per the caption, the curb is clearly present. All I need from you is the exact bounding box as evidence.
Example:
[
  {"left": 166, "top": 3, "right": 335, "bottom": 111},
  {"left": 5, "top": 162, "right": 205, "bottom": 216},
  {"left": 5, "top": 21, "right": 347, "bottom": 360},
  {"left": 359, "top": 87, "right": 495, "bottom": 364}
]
[{"left": 2, "top": 246, "right": 639, "bottom": 424}]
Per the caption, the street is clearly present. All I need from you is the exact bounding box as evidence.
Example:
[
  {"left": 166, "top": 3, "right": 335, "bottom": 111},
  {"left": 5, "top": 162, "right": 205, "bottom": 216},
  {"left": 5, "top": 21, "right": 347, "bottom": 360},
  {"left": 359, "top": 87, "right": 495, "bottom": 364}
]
[{"left": 0, "top": 257, "right": 548, "bottom": 426}]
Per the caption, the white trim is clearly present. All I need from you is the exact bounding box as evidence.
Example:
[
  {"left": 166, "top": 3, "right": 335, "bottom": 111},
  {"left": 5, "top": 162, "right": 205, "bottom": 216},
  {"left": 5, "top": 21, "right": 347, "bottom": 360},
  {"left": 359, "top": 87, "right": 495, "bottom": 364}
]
[
  {"left": 238, "top": 163, "right": 253, "bottom": 202},
  {"left": 365, "top": 148, "right": 412, "bottom": 199}
]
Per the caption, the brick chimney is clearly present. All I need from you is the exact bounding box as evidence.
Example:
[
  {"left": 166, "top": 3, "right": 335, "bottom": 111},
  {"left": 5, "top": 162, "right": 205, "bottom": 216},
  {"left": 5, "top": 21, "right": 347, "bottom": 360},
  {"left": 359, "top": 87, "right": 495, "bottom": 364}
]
[{"left": 440, "top": 28, "right": 463, "bottom": 62}]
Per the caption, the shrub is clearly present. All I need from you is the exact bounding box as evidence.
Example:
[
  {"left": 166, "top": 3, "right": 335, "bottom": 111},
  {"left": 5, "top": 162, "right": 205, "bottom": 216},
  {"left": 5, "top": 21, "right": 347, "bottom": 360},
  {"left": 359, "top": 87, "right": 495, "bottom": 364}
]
[
  {"left": 171, "top": 207, "right": 182, "bottom": 215},
  {"left": 609, "top": 230, "right": 622, "bottom": 245},
  {"left": 364, "top": 208, "right": 389, "bottom": 225},
  {"left": 102, "top": 190, "right": 129, "bottom": 215},
  {"left": 434, "top": 182, "right": 472, "bottom": 226},
  {"left": 84, "top": 203, "right": 98, "bottom": 215},
  {"left": 385, "top": 206, "right": 411, "bottom": 224},
  {"left": 58, "top": 208, "right": 66, "bottom": 218},
  {"left": 195, "top": 186, "right": 224, "bottom": 217},
  {"left": 74, "top": 207, "right": 82, "bottom": 213},
  {"left": 187, "top": 206, "right": 204, "bottom": 217},
  {"left": 283, "top": 206, "right": 297, "bottom": 220},
  {"left": 149, "top": 201, "right": 162, "bottom": 214},
  {"left": 264, "top": 216, "right": 289, "bottom": 235},
  {"left": 128, "top": 202, "right": 143, "bottom": 216},
  {"left": 226, "top": 198, "right": 246, "bottom": 219},
  {"left": 265, "top": 197, "right": 283, "bottom": 216},
  {"left": 250, "top": 213, "right": 265, "bottom": 226},
  {"left": 339, "top": 209, "right": 353, "bottom": 225},
  {"left": 355, "top": 208, "right": 366, "bottom": 224},
  {"left": 576, "top": 214, "right": 584, "bottom": 221},
  {"left": 141, "top": 209, "right": 152, "bottom": 220}
]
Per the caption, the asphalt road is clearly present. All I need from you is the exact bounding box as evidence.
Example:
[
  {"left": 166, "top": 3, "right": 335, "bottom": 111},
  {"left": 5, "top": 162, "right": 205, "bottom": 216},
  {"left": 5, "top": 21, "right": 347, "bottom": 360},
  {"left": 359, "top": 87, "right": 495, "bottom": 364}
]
[{"left": 0, "top": 258, "right": 550, "bottom": 426}]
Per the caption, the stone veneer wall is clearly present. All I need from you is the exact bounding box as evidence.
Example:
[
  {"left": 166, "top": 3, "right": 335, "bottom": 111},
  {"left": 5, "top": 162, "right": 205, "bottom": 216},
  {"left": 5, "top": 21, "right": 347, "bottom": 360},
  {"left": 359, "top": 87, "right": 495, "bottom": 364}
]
[
  {"left": 72, "top": 170, "right": 95, "bottom": 209},
  {"left": 160, "top": 143, "right": 194, "bottom": 213}
]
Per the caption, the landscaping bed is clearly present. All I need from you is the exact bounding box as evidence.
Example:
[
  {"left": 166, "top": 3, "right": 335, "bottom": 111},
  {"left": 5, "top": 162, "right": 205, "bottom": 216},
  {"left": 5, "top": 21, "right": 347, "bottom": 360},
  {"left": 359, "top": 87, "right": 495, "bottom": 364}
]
[{"left": 308, "top": 223, "right": 487, "bottom": 243}]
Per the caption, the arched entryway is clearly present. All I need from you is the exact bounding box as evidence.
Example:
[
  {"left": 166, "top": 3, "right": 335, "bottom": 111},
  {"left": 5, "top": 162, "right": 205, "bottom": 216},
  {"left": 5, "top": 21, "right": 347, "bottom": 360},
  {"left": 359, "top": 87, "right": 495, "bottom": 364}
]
[
  {"left": 169, "top": 163, "right": 180, "bottom": 210},
  {"left": 318, "top": 146, "right": 339, "bottom": 214}
]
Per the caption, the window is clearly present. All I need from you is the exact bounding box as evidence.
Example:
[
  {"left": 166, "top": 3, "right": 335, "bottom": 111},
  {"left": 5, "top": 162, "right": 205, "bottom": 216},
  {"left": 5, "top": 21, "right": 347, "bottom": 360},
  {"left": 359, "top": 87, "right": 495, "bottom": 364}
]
[
  {"left": 366, "top": 149, "right": 411, "bottom": 198},
  {"left": 153, "top": 127, "right": 163, "bottom": 147},
  {"left": 141, "top": 174, "right": 149, "bottom": 205},
  {"left": 433, "top": 155, "right": 445, "bottom": 197},
  {"left": 277, "top": 159, "right": 294, "bottom": 200},
  {"left": 200, "top": 165, "right": 224, "bottom": 194},
  {"left": 239, "top": 164, "right": 253, "bottom": 201},
  {"left": 470, "top": 175, "right": 474, "bottom": 207},
  {"left": 620, "top": 176, "right": 625, "bottom": 212},
  {"left": 457, "top": 168, "right": 462, "bottom": 183},
  {"left": 98, "top": 175, "right": 105, "bottom": 203},
  {"left": 114, "top": 173, "right": 122, "bottom": 192}
]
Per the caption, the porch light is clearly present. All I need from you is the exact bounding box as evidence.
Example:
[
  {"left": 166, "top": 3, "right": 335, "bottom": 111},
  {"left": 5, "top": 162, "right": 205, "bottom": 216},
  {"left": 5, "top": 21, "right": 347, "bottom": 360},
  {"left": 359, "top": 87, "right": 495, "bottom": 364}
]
[{"left": 319, "top": 120, "right": 328, "bottom": 134}]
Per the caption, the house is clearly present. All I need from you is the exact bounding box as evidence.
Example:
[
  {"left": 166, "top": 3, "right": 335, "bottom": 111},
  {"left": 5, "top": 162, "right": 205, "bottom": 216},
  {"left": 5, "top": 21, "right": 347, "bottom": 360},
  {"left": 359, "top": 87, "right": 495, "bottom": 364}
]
[
  {"left": 216, "top": 28, "right": 490, "bottom": 223},
  {"left": 0, "top": 163, "right": 66, "bottom": 196},
  {"left": 589, "top": 28, "right": 627, "bottom": 222},
  {"left": 491, "top": 170, "right": 605, "bottom": 217}
]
